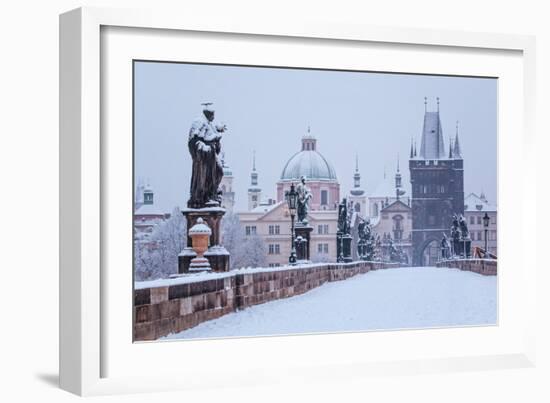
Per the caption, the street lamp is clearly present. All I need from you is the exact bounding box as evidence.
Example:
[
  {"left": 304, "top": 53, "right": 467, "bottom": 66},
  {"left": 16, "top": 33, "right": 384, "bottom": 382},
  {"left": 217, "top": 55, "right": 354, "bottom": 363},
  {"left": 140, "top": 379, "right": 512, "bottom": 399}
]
[
  {"left": 285, "top": 183, "right": 298, "bottom": 265},
  {"left": 483, "top": 212, "right": 490, "bottom": 258}
]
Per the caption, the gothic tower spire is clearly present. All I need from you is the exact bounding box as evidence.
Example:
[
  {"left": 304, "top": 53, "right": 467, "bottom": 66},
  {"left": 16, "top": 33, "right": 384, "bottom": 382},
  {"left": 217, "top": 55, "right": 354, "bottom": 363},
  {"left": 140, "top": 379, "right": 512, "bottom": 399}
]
[{"left": 453, "top": 121, "right": 462, "bottom": 159}]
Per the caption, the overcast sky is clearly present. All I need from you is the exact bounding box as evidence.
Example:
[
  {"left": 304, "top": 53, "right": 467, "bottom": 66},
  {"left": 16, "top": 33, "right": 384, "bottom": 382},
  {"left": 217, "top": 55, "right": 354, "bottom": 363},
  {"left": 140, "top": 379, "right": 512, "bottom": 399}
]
[{"left": 134, "top": 61, "right": 497, "bottom": 212}]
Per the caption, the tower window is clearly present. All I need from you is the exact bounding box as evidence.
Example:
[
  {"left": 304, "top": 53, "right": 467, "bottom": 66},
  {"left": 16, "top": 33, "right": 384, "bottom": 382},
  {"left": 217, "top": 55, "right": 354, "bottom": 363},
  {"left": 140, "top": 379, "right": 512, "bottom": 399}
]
[{"left": 321, "top": 190, "right": 328, "bottom": 206}]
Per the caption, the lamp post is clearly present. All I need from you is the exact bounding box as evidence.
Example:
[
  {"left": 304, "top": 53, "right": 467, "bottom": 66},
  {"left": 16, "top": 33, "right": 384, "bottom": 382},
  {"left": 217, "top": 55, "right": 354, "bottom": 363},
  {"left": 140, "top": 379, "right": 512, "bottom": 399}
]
[
  {"left": 483, "top": 212, "right": 490, "bottom": 258},
  {"left": 285, "top": 183, "right": 298, "bottom": 265}
]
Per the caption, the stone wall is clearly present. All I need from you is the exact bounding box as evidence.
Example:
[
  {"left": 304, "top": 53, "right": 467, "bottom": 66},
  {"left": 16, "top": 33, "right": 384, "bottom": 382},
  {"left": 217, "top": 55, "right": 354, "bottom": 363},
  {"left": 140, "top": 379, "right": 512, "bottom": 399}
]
[
  {"left": 436, "top": 258, "right": 497, "bottom": 276},
  {"left": 134, "top": 261, "right": 398, "bottom": 341}
]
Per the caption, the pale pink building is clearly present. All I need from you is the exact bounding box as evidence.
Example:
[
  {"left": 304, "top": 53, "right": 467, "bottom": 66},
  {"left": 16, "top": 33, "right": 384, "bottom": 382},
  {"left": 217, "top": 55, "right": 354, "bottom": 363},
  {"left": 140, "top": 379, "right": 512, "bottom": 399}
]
[{"left": 276, "top": 135, "right": 340, "bottom": 211}]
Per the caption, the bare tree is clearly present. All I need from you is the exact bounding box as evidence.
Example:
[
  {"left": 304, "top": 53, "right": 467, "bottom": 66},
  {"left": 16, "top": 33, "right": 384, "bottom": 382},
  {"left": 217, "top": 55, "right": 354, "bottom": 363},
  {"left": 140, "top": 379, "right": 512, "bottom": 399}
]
[{"left": 134, "top": 207, "right": 186, "bottom": 281}]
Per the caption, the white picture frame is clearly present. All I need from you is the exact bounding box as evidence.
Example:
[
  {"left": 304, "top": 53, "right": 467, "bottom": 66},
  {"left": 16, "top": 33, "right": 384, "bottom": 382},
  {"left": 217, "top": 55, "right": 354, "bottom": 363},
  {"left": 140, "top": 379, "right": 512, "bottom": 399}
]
[{"left": 60, "top": 6, "right": 537, "bottom": 396}]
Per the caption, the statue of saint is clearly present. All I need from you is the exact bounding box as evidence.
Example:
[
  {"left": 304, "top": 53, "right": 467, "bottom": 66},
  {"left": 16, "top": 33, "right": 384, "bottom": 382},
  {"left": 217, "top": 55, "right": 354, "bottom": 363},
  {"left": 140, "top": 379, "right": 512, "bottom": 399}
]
[
  {"left": 296, "top": 176, "right": 312, "bottom": 224},
  {"left": 187, "top": 103, "right": 227, "bottom": 209},
  {"left": 458, "top": 214, "right": 470, "bottom": 239}
]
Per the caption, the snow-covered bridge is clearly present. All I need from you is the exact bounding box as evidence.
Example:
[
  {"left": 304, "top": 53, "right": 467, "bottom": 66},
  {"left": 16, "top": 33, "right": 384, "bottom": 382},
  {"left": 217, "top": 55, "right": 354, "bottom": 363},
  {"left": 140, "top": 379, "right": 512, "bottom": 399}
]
[{"left": 162, "top": 266, "right": 496, "bottom": 340}]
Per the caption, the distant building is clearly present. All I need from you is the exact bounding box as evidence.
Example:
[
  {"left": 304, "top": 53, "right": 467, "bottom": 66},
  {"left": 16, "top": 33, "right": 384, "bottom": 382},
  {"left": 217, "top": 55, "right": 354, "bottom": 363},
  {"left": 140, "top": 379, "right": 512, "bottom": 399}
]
[
  {"left": 464, "top": 192, "right": 497, "bottom": 256},
  {"left": 409, "top": 99, "right": 464, "bottom": 266},
  {"left": 134, "top": 184, "right": 169, "bottom": 243},
  {"left": 238, "top": 202, "right": 337, "bottom": 267},
  {"left": 368, "top": 158, "right": 413, "bottom": 263},
  {"left": 276, "top": 130, "right": 340, "bottom": 211},
  {"left": 238, "top": 129, "right": 339, "bottom": 264}
]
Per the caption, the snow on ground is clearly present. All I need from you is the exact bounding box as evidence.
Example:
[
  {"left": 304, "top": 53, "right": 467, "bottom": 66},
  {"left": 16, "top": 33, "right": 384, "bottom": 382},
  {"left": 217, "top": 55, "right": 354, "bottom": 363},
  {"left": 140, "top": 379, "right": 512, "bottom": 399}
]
[{"left": 162, "top": 266, "right": 497, "bottom": 340}]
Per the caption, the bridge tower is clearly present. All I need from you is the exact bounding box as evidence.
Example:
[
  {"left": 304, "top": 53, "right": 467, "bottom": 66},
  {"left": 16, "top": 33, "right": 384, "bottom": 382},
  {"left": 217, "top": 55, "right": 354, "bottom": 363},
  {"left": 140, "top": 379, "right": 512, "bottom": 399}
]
[{"left": 409, "top": 98, "right": 464, "bottom": 266}]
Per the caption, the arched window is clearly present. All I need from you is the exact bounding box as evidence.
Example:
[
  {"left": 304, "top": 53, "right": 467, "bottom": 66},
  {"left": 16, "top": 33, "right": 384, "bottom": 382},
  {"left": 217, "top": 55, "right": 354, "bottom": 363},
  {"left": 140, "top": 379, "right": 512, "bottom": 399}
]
[{"left": 354, "top": 202, "right": 361, "bottom": 212}]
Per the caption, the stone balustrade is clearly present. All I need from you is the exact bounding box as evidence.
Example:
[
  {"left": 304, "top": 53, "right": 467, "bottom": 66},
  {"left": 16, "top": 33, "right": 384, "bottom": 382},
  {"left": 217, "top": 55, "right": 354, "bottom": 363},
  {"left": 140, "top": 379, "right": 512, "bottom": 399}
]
[
  {"left": 436, "top": 258, "right": 497, "bottom": 276},
  {"left": 134, "top": 261, "right": 398, "bottom": 341}
]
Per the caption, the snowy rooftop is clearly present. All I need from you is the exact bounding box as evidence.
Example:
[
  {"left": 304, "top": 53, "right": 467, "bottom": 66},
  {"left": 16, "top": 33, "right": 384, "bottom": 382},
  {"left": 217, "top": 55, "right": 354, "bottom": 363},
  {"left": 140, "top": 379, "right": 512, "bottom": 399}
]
[
  {"left": 464, "top": 193, "right": 497, "bottom": 212},
  {"left": 134, "top": 203, "right": 167, "bottom": 216}
]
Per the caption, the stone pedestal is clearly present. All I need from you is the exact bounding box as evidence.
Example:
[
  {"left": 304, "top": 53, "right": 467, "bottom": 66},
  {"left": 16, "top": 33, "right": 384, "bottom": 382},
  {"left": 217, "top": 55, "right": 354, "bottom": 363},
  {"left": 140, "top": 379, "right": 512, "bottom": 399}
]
[
  {"left": 337, "top": 232, "right": 353, "bottom": 263},
  {"left": 178, "top": 207, "right": 230, "bottom": 273},
  {"left": 453, "top": 238, "right": 472, "bottom": 259},
  {"left": 295, "top": 224, "right": 313, "bottom": 262}
]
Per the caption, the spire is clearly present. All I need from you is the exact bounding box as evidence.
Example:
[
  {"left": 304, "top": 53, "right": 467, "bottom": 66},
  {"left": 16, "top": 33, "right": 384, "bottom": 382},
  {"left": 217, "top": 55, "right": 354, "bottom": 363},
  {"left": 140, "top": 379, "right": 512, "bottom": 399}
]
[
  {"left": 448, "top": 137, "right": 453, "bottom": 159},
  {"left": 424, "top": 96, "right": 427, "bottom": 112},
  {"left": 414, "top": 141, "right": 417, "bottom": 157},
  {"left": 410, "top": 138, "right": 414, "bottom": 158},
  {"left": 419, "top": 97, "right": 445, "bottom": 159},
  {"left": 250, "top": 150, "right": 258, "bottom": 186},
  {"left": 453, "top": 121, "right": 462, "bottom": 158},
  {"left": 353, "top": 154, "right": 361, "bottom": 188}
]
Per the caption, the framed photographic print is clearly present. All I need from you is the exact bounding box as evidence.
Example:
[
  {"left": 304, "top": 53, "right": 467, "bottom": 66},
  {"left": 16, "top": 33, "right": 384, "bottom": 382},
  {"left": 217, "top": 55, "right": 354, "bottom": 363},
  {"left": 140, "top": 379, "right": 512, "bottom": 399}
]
[{"left": 60, "top": 7, "right": 537, "bottom": 396}]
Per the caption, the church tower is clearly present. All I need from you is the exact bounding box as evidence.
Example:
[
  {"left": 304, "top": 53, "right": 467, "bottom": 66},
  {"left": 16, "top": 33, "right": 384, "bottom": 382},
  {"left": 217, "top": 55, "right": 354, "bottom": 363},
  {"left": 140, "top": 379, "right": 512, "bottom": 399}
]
[
  {"left": 220, "top": 153, "right": 235, "bottom": 212},
  {"left": 349, "top": 155, "right": 367, "bottom": 214},
  {"left": 247, "top": 151, "right": 262, "bottom": 210},
  {"left": 409, "top": 97, "right": 464, "bottom": 266}
]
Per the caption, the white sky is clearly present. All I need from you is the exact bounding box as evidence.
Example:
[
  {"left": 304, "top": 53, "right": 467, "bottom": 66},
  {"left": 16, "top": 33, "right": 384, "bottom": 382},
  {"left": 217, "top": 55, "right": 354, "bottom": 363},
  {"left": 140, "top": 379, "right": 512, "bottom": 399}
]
[{"left": 134, "top": 61, "right": 497, "bottom": 212}]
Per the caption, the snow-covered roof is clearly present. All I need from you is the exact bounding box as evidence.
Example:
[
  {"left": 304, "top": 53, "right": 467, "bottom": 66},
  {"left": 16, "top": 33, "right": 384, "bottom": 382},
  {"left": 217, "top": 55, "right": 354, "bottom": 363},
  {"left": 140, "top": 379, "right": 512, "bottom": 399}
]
[
  {"left": 250, "top": 201, "right": 282, "bottom": 214},
  {"left": 464, "top": 193, "right": 497, "bottom": 212},
  {"left": 134, "top": 203, "right": 167, "bottom": 216},
  {"left": 419, "top": 111, "right": 446, "bottom": 160}
]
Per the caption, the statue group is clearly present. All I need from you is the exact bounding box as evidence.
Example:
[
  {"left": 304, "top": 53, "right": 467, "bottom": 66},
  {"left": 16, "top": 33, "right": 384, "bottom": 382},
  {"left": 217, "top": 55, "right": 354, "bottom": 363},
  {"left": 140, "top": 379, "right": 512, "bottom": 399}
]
[
  {"left": 179, "top": 103, "right": 231, "bottom": 273},
  {"left": 357, "top": 218, "right": 376, "bottom": 261},
  {"left": 336, "top": 199, "right": 353, "bottom": 262},
  {"left": 441, "top": 213, "right": 471, "bottom": 260}
]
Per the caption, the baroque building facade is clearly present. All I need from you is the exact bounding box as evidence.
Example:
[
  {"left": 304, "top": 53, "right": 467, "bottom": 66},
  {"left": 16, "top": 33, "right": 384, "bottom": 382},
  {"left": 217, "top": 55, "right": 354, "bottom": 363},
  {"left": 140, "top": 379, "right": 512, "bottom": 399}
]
[{"left": 237, "top": 131, "right": 339, "bottom": 265}]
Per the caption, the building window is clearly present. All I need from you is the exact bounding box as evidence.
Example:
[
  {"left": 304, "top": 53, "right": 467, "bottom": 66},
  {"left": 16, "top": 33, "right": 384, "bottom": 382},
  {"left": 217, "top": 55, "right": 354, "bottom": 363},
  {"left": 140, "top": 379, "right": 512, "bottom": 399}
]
[
  {"left": 321, "top": 190, "right": 328, "bottom": 205},
  {"left": 317, "top": 243, "right": 329, "bottom": 254},
  {"left": 318, "top": 225, "right": 323, "bottom": 234},
  {"left": 491, "top": 215, "right": 497, "bottom": 225},
  {"left": 477, "top": 231, "right": 482, "bottom": 241},
  {"left": 268, "top": 244, "right": 280, "bottom": 254},
  {"left": 317, "top": 224, "right": 329, "bottom": 235},
  {"left": 269, "top": 225, "right": 280, "bottom": 235},
  {"left": 392, "top": 215, "right": 403, "bottom": 240},
  {"left": 470, "top": 216, "right": 475, "bottom": 225},
  {"left": 245, "top": 226, "right": 256, "bottom": 236},
  {"left": 490, "top": 231, "right": 497, "bottom": 241},
  {"left": 477, "top": 216, "right": 482, "bottom": 225}
]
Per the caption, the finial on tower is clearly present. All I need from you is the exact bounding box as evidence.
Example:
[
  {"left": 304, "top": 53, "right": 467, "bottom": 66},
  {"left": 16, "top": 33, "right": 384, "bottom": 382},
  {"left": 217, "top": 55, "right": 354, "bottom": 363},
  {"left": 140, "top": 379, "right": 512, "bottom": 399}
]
[
  {"left": 437, "top": 97, "right": 440, "bottom": 112},
  {"left": 252, "top": 150, "right": 256, "bottom": 171},
  {"left": 424, "top": 96, "right": 427, "bottom": 112},
  {"left": 355, "top": 154, "right": 359, "bottom": 172},
  {"left": 414, "top": 140, "right": 417, "bottom": 157},
  {"left": 410, "top": 138, "right": 414, "bottom": 158},
  {"left": 448, "top": 137, "right": 453, "bottom": 159}
]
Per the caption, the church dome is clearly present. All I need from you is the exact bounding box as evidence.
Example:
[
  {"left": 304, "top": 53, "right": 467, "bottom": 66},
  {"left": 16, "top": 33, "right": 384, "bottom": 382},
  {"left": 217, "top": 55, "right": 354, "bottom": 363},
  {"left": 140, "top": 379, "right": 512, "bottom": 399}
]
[{"left": 280, "top": 136, "right": 337, "bottom": 181}]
